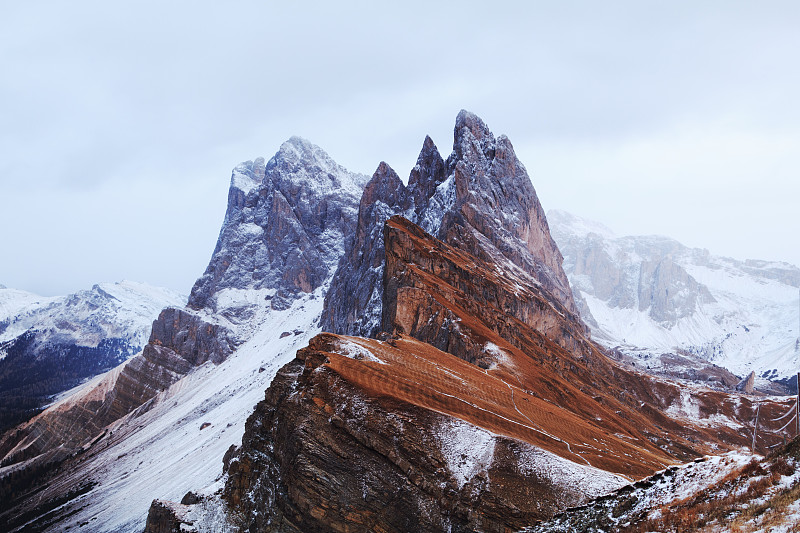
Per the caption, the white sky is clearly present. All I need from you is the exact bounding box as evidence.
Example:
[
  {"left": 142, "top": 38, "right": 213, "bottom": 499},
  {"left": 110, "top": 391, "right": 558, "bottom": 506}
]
[{"left": 1, "top": 1, "right": 798, "bottom": 296}]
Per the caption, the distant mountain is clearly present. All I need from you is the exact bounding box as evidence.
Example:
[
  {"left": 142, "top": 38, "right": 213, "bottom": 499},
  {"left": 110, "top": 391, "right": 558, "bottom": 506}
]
[
  {"left": 0, "top": 281, "right": 185, "bottom": 430},
  {"left": 549, "top": 209, "right": 800, "bottom": 391}
]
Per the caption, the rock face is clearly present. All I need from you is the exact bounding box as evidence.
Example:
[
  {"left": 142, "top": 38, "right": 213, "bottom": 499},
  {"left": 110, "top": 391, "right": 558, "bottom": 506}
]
[
  {"left": 321, "top": 162, "right": 411, "bottom": 337},
  {"left": 382, "top": 217, "right": 591, "bottom": 363},
  {"left": 323, "top": 110, "right": 579, "bottom": 344},
  {"left": 222, "top": 336, "right": 629, "bottom": 533},
  {"left": 548, "top": 209, "right": 800, "bottom": 387},
  {"left": 736, "top": 371, "right": 756, "bottom": 394},
  {"left": 190, "top": 138, "right": 366, "bottom": 315}
]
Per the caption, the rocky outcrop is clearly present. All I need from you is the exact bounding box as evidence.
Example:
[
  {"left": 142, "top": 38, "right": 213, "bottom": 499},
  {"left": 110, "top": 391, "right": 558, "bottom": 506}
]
[
  {"left": 321, "top": 162, "right": 411, "bottom": 337},
  {"left": 324, "top": 110, "right": 580, "bottom": 343},
  {"left": 189, "top": 138, "right": 366, "bottom": 314},
  {"left": 221, "top": 336, "right": 630, "bottom": 533},
  {"left": 736, "top": 371, "right": 756, "bottom": 394},
  {"left": 382, "top": 216, "right": 593, "bottom": 362}
]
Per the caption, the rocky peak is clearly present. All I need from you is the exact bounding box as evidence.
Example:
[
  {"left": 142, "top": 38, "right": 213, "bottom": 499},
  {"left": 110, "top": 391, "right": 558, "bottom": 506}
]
[
  {"left": 440, "top": 114, "right": 576, "bottom": 315},
  {"left": 189, "top": 138, "right": 366, "bottom": 316},
  {"left": 452, "top": 109, "right": 496, "bottom": 163},
  {"left": 323, "top": 110, "right": 580, "bottom": 340},
  {"left": 360, "top": 161, "right": 408, "bottom": 214},
  {"left": 407, "top": 135, "right": 447, "bottom": 216},
  {"left": 320, "top": 162, "right": 410, "bottom": 337}
]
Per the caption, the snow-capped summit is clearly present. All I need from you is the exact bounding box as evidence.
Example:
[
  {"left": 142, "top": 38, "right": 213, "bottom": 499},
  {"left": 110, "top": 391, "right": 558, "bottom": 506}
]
[
  {"left": 188, "top": 137, "right": 368, "bottom": 321},
  {"left": 549, "top": 209, "right": 800, "bottom": 388}
]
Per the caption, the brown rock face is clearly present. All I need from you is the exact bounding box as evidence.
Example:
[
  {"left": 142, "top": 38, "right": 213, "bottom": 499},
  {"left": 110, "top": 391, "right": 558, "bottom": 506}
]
[
  {"left": 382, "top": 216, "right": 591, "bottom": 361},
  {"left": 222, "top": 337, "right": 625, "bottom": 533}
]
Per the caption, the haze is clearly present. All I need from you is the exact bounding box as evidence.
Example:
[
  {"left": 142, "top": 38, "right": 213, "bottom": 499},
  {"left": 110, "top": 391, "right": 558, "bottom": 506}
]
[{"left": 1, "top": 1, "right": 798, "bottom": 296}]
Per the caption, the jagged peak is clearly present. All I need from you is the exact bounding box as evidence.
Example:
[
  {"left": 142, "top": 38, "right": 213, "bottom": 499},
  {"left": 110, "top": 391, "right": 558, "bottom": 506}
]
[
  {"left": 361, "top": 161, "right": 408, "bottom": 211},
  {"left": 421, "top": 134, "right": 438, "bottom": 153},
  {"left": 453, "top": 109, "right": 496, "bottom": 161}
]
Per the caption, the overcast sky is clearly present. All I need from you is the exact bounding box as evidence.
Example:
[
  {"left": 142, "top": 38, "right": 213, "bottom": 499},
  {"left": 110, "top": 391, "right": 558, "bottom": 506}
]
[{"left": 2, "top": 1, "right": 798, "bottom": 296}]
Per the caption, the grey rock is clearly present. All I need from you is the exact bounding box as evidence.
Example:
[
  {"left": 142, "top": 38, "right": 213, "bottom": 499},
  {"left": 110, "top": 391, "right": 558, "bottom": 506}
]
[
  {"left": 323, "top": 110, "right": 580, "bottom": 339},
  {"left": 189, "top": 137, "right": 366, "bottom": 313},
  {"left": 736, "top": 371, "right": 756, "bottom": 394},
  {"left": 320, "top": 161, "right": 412, "bottom": 337}
]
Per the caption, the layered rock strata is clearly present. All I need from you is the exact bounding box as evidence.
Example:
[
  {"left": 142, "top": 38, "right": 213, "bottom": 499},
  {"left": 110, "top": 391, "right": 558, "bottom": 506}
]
[{"left": 207, "top": 215, "right": 795, "bottom": 533}]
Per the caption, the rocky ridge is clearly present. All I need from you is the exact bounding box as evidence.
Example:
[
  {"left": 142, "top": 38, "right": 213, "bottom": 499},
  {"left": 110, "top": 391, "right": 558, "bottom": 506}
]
[
  {"left": 158, "top": 114, "right": 796, "bottom": 533},
  {"left": 323, "top": 110, "right": 580, "bottom": 347}
]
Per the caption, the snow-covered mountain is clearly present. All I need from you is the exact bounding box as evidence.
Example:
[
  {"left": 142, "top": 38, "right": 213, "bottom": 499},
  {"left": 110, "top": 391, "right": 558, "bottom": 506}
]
[
  {"left": 0, "top": 281, "right": 185, "bottom": 430},
  {"left": 549, "top": 209, "right": 800, "bottom": 390},
  {"left": 4, "top": 114, "right": 796, "bottom": 533}
]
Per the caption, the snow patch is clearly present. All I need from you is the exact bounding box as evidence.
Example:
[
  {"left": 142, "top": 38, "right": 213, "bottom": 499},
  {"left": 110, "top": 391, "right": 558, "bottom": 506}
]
[
  {"left": 336, "top": 338, "right": 386, "bottom": 364},
  {"left": 437, "top": 418, "right": 496, "bottom": 489}
]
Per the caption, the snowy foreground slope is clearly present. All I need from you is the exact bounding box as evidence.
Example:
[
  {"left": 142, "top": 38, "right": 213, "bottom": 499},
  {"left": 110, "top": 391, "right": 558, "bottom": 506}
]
[
  {"left": 44, "top": 289, "right": 324, "bottom": 532},
  {"left": 549, "top": 210, "right": 800, "bottom": 389}
]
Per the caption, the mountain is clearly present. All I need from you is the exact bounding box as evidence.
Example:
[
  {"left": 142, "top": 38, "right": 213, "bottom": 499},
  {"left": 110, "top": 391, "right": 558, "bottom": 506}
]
[
  {"left": 0, "top": 281, "right": 185, "bottom": 430},
  {"left": 147, "top": 113, "right": 792, "bottom": 532},
  {"left": 3, "top": 113, "right": 795, "bottom": 533},
  {"left": 548, "top": 210, "right": 800, "bottom": 391},
  {"left": 0, "top": 138, "right": 366, "bottom": 532}
]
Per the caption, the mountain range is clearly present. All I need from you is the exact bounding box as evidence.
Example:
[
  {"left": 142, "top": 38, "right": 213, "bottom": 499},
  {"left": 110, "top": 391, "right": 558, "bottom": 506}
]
[{"left": 1, "top": 112, "right": 798, "bottom": 532}]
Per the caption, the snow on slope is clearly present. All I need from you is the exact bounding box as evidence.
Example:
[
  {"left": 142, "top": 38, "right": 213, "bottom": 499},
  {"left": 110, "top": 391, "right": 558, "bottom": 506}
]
[
  {"left": 42, "top": 287, "right": 324, "bottom": 533},
  {"left": 549, "top": 210, "right": 800, "bottom": 384}
]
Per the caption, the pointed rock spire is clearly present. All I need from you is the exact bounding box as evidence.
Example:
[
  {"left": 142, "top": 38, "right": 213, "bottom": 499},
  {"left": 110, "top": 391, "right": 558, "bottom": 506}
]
[
  {"left": 408, "top": 135, "right": 446, "bottom": 217},
  {"left": 321, "top": 161, "right": 411, "bottom": 337}
]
